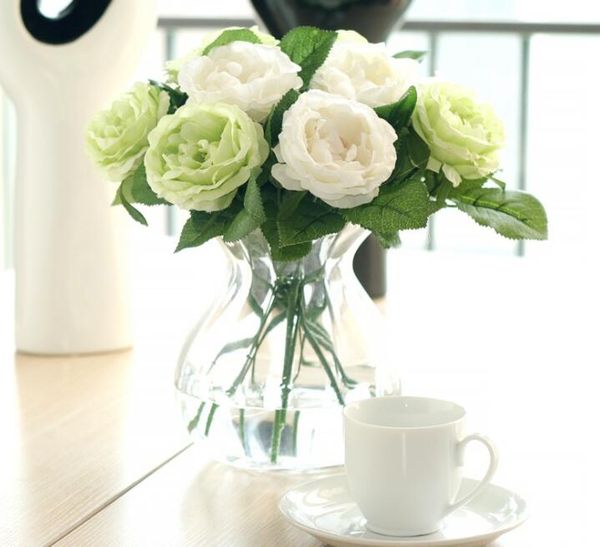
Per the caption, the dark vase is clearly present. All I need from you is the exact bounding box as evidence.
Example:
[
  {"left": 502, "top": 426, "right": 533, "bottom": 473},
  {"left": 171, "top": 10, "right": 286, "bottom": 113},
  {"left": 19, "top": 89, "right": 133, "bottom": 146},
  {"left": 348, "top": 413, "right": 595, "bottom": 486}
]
[
  {"left": 250, "top": 0, "right": 413, "bottom": 41},
  {"left": 250, "top": 0, "right": 413, "bottom": 298}
]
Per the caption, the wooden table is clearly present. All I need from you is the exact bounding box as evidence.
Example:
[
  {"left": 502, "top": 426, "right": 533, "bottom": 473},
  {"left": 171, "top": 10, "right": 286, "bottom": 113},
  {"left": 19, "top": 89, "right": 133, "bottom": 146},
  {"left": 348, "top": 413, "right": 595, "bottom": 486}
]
[{"left": 1, "top": 240, "right": 597, "bottom": 546}]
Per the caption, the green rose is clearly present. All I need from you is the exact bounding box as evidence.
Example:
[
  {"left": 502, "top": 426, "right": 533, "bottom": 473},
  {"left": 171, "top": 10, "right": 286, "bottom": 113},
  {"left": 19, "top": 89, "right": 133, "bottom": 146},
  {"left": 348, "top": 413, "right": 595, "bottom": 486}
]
[
  {"left": 86, "top": 82, "right": 169, "bottom": 182},
  {"left": 145, "top": 102, "right": 269, "bottom": 212},
  {"left": 412, "top": 81, "right": 505, "bottom": 186}
]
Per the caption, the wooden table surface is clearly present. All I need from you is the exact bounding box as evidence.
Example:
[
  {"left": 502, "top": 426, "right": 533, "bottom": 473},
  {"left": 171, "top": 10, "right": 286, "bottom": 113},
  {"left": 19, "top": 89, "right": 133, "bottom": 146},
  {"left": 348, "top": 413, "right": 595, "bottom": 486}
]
[{"left": 1, "top": 239, "right": 597, "bottom": 546}]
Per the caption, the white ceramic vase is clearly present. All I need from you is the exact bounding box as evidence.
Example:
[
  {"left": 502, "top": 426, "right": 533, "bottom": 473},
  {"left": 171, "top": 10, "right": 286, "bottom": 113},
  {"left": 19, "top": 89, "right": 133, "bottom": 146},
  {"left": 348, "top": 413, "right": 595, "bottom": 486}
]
[{"left": 0, "top": 0, "right": 156, "bottom": 354}]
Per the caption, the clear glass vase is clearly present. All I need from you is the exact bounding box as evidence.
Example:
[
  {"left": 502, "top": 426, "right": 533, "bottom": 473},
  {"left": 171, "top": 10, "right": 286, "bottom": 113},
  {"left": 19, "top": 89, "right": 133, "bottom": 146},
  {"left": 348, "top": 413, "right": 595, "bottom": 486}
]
[{"left": 175, "top": 225, "right": 395, "bottom": 471}]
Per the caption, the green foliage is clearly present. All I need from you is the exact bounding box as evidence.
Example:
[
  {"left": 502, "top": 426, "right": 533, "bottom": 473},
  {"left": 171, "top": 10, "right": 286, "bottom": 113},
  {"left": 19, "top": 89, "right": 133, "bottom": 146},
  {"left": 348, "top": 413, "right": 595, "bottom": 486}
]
[
  {"left": 393, "top": 50, "right": 427, "bottom": 62},
  {"left": 177, "top": 174, "right": 270, "bottom": 249},
  {"left": 176, "top": 208, "right": 237, "bottom": 252},
  {"left": 203, "top": 28, "right": 260, "bottom": 55},
  {"left": 113, "top": 164, "right": 168, "bottom": 226},
  {"left": 261, "top": 219, "right": 312, "bottom": 262},
  {"left": 279, "top": 27, "right": 337, "bottom": 88},
  {"left": 490, "top": 175, "right": 507, "bottom": 190},
  {"left": 407, "top": 127, "right": 430, "bottom": 170},
  {"left": 118, "top": 185, "right": 148, "bottom": 226},
  {"left": 390, "top": 127, "right": 430, "bottom": 183},
  {"left": 223, "top": 177, "right": 266, "bottom": 242},
  {"left": 374, "top": 86, "right": 417, "bottom": 131},
  {"left": 260, "top": 197, "right": 312, "bottom": 262},
  {"left": 278, "top": 193, "right": 346, "bottom": 246},
  {"left": 451, "top": 187, "right": 548, "bottom": 240},
  {"left": 264, "top": 90, "right": 300, "bottom": 147},
  {"left": 113, "top": 163, "right": 167, "bottom": 206},
  {"left": 148, "top": 80, "right": 187, "bottom": 113},
  {"left": 374, "top": 231, "right": 402, "bottom": 249},
  {"left": 342, "top": 176, "right": 430, "bottom": 234}
]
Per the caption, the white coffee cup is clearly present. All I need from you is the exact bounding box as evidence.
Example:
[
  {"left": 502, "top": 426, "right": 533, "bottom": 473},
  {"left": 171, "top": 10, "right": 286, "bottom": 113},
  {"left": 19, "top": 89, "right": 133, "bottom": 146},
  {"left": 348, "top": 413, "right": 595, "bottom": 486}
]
[{"left": 344, "top": 396, "right": 498, "bottom": 537}]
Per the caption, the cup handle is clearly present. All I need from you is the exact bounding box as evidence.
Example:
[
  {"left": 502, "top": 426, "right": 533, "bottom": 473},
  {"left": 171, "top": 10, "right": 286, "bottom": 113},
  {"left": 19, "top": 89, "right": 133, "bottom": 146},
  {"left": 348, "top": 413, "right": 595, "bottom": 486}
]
[{"left": 446, "top": 433, "right": 499, "bottom": 515}]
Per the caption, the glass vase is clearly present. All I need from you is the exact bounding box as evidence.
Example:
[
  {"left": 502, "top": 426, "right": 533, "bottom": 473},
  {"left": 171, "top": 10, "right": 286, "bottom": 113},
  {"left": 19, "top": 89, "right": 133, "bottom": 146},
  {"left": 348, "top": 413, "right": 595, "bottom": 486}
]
[{"left": 175, "top": 225, "right": 395, "bottom": 470}]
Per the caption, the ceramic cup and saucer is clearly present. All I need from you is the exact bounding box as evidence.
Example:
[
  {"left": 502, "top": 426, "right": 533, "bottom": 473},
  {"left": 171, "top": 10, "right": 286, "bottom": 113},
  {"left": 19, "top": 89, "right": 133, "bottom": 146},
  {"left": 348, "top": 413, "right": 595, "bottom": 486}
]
[{"left": 280, "top": 397, "right": 528, "bottom": 546}]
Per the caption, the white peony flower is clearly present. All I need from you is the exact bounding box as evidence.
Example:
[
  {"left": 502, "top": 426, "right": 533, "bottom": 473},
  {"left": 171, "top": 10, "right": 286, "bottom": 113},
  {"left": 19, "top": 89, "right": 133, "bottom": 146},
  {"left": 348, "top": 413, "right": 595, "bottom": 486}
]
[
  {"left": 178, "top": 42, "right": 302, "bottom": 122},
  {"left": 165, "top": 26, "right": 277, "bottom": 82},
  {"left": 271, "top": 90, "right": 397, "bottom": 209},
  {"left": 311, "top": 39, "right": 419, "bottom": 108},
  {"left": 335, "top": 29, "right": 369, "bottom": 44}
]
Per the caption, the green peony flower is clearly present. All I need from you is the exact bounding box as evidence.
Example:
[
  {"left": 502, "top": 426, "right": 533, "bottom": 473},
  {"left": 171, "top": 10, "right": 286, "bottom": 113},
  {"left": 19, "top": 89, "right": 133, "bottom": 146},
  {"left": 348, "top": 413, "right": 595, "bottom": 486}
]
[
  {"left": 86, "top": 82, "right": 169, "bottom": 182},
  {"left": 145, "top": 102, "right": 269, "bottom": 212},
  {"left": 412, "top": 81, "right": 505, "bottom": 186}
]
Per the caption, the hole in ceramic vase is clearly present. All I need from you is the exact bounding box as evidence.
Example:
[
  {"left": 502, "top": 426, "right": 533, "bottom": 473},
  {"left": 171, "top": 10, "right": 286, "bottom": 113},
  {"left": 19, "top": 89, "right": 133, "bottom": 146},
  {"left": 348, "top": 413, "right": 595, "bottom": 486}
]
[
  {"left": 36, "top": 0, "right": 75, "bottom": 19},
  {"left": 21, "top": 0, "right": 112, "bottom": 44}
]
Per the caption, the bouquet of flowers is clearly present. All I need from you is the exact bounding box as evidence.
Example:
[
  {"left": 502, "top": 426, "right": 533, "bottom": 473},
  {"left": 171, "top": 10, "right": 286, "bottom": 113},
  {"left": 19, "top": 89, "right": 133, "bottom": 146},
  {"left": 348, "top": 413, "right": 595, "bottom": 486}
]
[{"left": 87, "top": 26, "right": 547, "bottom": 464}]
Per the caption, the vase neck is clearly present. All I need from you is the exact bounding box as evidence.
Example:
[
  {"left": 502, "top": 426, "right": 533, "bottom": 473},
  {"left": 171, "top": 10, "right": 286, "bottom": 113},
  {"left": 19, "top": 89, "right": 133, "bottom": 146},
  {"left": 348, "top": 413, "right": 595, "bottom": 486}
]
[{"left": 223, "top": 225, "right": 368, "bottom": 281}]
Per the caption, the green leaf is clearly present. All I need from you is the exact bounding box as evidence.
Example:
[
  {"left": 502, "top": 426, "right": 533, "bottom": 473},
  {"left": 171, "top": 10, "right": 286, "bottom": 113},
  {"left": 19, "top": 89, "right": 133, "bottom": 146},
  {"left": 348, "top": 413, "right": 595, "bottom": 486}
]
[
  {"left": 112, "top": 185, "right": 129, "bottom": 206},
  {"left": 389, "top": 128, "right": 413, "bottom": 182},
  {"left": 149, "top": 80, "right": 187, "bottom": 113},
  {"left": 278, "top": 194, "right": 346, "bottom": 246},
  {"left": 261, "top": 217, "right": 312, "bottom": 262},
  {"left": 342, "top": 176, "right": 430, "bottom": 233},
  {"left": 490, "top": 176, "right": 507, "bottom": 190},
  {"left": 374, "top": 231, "right": 402, "bottom": 249},
  {"left": 222, "top": 209, "right": 259, "bottom": 243},
  {"left": 265, "top": 90, "right": 300, "bottom": 147},
  {"left": 114, "top": 163, "right": 168, "bottom": 206},
  {"left": 451, "top": 187, "right": 548, "bottom": 240},
  {"left": 203, "top": 28, "right": 260, "bottom": 55},
  {"left": 435, "top": 178, "right": 454, "bottom": 208},
  {"left": 279, "top": 27, "right": 337, "bottom": 88},
  {"left": 260, "top": 198, "right": 311, "bottom": 261},
  {"left": 393, "top": 50, "right": 427, "bottom": 62},
  {"left": 407, "top": 127, "right": 430, "bottom": 170},
  {"left": 388, "top": 127, "right": 430, "bottom": 184},
  {"left": 423, "top": 170, "right": 440, "bottom": 193},
  {"left": 374, "top": 86, "right": 417, "bottom": 131},
  {"left": 255, "top": 153, "right": 278, "bottom": 187},
  {"left": 176, "top": 210, "right": 235, "bottom": 252},
  {"left": 223, "top": 177, "right": 266, "bottom": 242},
  {"left": 118, "top": 185, "right": 148, "bottom": 226},
  {"left": 278, "top": 190, "right": 307, "bottom": 218},
  {"left": 243, "top": 176, "right": 266, "bottom": 223}
]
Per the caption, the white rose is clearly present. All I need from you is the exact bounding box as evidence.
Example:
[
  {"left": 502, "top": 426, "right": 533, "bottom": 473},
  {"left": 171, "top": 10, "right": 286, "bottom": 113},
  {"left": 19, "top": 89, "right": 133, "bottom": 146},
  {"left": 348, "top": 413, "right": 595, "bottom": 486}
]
[
  {"left": 335, "top": 29, "right": 369, "bottom": 44},
  {"left": 199, "top": 26, "right": 278, "bottom": 50},
  {"left": 311, "top": 40, "right": 419, "bottom": 107},
  {"left": 271, "top": 90, "right": 397, "bottom": 209},
  {"left": 165, "top": 26, "right": 277, "bottom": 81},
  {"left": 178, "top": 42, "right": 302, "bottom": 122}
]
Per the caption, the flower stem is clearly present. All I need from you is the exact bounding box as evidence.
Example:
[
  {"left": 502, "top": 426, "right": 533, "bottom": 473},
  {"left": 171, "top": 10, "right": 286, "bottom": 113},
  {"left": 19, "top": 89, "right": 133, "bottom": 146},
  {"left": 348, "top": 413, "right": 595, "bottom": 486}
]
[
  {"left": 303, "top": 322, "right": 345, "bottom": 406},
  {"left": 204, "top": 402, "right": 219, "bottom": 436},
  {"left": 239, "top": 408, "right": 248, "bottom": 456},
  {"left": 226, "top": 291, "right": 276, "bottom": 397},
  {"left": 270, "top": 274, "right": 302, "bottom": 463},
  {"left": 187, "top": 401, "right": 205, "bottom": 433},
  {"left": 292, "top": 410, "right": 301, "bottom": 456}
]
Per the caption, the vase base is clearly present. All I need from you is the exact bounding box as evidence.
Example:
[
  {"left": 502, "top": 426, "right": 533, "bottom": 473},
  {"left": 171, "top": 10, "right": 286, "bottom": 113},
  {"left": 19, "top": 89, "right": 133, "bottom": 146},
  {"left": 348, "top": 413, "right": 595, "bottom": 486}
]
[{"left": 177, "top": 390, "right": 352, "bottom": 471}]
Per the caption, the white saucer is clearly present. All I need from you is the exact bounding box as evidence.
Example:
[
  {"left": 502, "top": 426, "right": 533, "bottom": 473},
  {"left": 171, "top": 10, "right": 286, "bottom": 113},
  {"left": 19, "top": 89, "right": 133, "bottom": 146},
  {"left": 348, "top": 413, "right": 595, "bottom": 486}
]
[{"left": 279, "top": 474, "right": 527, "bottom": 547}]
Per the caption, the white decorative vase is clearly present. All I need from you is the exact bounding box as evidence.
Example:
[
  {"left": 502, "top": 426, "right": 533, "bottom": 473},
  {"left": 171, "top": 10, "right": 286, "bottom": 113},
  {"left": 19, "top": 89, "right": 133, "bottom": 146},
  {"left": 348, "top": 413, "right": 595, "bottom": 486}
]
[{"left": 0, "top": 0, "right": 156, "bottom": 354}]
